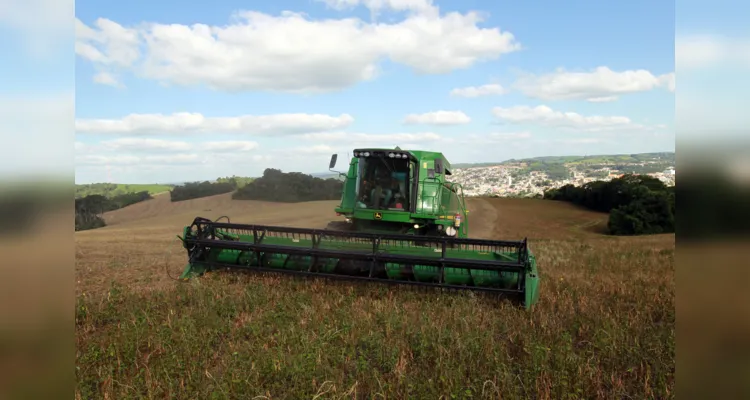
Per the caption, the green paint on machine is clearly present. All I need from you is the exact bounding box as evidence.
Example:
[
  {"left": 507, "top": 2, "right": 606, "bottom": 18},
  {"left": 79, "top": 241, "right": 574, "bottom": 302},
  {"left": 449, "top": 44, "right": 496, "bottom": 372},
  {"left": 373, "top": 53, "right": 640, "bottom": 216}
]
[{"left": 178, "top": 147, "right": 541, "bottom": 309}]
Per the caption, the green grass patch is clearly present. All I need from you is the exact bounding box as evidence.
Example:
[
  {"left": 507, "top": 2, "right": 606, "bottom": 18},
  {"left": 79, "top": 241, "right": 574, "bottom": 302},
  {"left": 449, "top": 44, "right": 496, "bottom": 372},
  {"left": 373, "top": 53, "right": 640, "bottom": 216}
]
[{"left": 76, "top": 238, "right": 674, "bottom": 399}]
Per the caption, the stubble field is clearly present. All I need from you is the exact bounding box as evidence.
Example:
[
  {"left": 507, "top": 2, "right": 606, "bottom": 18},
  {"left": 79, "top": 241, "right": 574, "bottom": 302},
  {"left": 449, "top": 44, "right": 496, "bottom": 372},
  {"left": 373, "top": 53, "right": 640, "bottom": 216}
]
[{"left": 75, "top": 193, "right": 675, "bottom": 399}]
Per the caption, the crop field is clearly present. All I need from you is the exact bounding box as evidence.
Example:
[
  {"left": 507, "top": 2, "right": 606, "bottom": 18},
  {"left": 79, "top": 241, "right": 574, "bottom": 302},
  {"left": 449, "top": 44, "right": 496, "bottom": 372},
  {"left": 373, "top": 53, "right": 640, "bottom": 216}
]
[{"left": 75, "top": 193, "right": 675, "bottom": 399}]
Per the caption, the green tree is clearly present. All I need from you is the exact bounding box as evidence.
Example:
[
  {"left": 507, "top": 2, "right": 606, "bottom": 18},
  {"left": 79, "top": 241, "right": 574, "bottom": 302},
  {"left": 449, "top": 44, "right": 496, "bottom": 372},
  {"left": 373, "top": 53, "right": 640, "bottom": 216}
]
[
  {"left": 170, "top": 181, "right": 236, "bottom": 202},
  {"left": 543, "top": 173, "right": 674, "bottom": 236},
  {"left": 608, "top": 190, "right": 674, "bottom": 235},
  {"left": 233, "top": 168, "right": 343, "bottom": 202}
]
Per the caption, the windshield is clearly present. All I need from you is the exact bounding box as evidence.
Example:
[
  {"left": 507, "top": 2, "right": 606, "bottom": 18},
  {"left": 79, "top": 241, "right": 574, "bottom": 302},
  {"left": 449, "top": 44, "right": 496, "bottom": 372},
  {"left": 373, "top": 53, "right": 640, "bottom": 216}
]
[{"left": 355, "top": 156, "right": 411, "bottom": 211}]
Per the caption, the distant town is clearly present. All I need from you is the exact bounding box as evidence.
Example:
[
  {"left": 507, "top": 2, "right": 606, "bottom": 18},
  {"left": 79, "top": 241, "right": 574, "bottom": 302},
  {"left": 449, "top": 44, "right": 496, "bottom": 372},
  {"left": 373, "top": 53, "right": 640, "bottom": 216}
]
[{"left": 450, "top": 152, "right": 675, "bottom": 198}]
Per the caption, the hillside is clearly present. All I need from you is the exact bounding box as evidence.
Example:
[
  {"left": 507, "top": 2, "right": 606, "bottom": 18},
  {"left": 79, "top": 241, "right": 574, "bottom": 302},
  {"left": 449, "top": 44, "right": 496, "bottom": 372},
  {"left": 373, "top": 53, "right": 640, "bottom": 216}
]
[
  {"left": 452, "top": 151, "right": 674, "bottom": 169},
  {"left": 76, "top": 176, "right": 256, "bottom": 199},
  {"left": 95, "top": 191, "right": 341, "bottom": 229},
  {"left": 501, "top": 151, "right": 674, "bottom": 166},
  {"left": 75, "top": 183, "right": 174, "bottom": 198},
  {"left": 75, "top": 196, "right": 674, "bottom": 399}
]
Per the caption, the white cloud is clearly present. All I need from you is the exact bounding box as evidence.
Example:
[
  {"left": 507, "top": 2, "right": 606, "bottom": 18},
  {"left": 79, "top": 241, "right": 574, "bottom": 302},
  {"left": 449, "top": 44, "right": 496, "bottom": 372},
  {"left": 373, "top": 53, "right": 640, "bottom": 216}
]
[
  {"left": 301, "top": 131, "right": 443, "bottom": 144},
  {"left": 203, "top": 141, "right": 260, "bottom": 152},
  {"left": 77, "top": 138, "right": 260, "bottom": 154},
  {"left": 92, "top": 71, "right": 123, "bottom": 87},
  {"left": 100, "top": 137, "right": 193, "bottom": 152},
  {"left": 76, "top": 149, "right": 260, "bottom": 168},
  {"left": 586, "top": 96, "right": 618, "bottom": 103},
  {"left": 76, "top": 154, "right": 140, "bottom": 166},
  {"left": 76, "top": 153, "right": 202, "bottom": 166},
  {"left": 676, "top": 35, "right": 750, "bottom": 70},
  {"left": 658, "top": 73, "right": 675, "bottom": 92},
  {"left": 74, "top": 3, "right": 520, "bottom": 93},
  {"left": 317, "top": 0, "right": 435, "bottom": 13},
  {"left": 403, "top": 110, "right": 470, "bottom": 125},
  {"left": 74, "top": 137, "right": 262, "bottom": 173},
  {"left": 511, "top": 67, "right": 675, "bottom": 102},
  {"left": 450, "top": 84, "right": 507, "bottom": 98},
  {"left": 75, "top": 131, "right": 453, "bottom": 175},
  {"left": 75, "top": 112, "right": 354, "bottom": 136},
  {"left": 75, "top": 18, "right": 140, "bottom": 67},
  {"left": 492, "top": 105, "right": 657, "bottom": 132}
]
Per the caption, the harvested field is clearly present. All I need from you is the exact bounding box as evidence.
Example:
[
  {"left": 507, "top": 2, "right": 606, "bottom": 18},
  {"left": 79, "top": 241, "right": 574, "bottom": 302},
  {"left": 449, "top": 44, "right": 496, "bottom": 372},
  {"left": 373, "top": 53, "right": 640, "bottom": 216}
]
[{"left": 75, "top": 194, "right": 675, "bottom": 399}]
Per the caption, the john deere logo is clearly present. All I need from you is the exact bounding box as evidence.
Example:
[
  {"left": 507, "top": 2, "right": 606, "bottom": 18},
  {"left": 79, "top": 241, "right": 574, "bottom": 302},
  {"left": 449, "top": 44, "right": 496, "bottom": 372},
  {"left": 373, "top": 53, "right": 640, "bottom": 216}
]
[{"left": 374, "top": 212, "right": 382, "bottom": 220}]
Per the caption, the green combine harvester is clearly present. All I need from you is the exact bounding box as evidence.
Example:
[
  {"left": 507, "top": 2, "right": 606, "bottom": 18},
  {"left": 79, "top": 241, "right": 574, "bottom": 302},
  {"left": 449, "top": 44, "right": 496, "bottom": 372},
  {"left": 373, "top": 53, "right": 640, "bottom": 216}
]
[{"left": 178, "top": 148, "right": 540, "bottom": 308}]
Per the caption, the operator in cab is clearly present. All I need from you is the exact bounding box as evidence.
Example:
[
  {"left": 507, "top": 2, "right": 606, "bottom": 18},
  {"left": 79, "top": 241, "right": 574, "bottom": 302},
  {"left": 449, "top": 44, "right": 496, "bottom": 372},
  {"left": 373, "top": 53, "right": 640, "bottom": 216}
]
[{"left": 370, "top": 166, "right": 393, "bottom": 209}]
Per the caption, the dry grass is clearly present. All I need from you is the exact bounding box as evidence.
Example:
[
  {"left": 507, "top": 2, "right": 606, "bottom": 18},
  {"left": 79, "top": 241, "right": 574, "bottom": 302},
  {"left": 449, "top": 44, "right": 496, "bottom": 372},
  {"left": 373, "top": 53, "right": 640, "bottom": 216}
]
[{"left": 75, "top": 195, "right": 675, "bottom": 399}]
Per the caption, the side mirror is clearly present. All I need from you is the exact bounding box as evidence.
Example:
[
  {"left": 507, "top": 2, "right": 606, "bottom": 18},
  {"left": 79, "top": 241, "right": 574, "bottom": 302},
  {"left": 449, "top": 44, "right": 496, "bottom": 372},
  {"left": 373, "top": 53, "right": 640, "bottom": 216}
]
[
  {"left": 434, "top": 158, "right": 444, "bottom": 174},
  {"left": 427, "top": 169, "right": 435, "bottom": 179},
  {"left": 329, "top": 154, "right": 338, "bottom": 170}
]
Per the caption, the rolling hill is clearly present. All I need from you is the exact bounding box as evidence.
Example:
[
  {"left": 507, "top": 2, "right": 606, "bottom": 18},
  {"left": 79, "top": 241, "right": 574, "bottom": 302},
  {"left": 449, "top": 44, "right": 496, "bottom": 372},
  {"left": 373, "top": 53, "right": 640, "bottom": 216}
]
[
  {"left": 75, "top": 183, "right": 175, "bottom": 198},
  {"left": 452, "top": 151, "right": 674, "bottom": 169}
]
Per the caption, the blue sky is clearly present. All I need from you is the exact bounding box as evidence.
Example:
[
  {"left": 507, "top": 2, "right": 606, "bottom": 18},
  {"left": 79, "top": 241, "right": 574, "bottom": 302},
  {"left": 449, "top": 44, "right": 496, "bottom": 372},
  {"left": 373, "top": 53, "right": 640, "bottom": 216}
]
[
  {"left": 69, "top": 0, "right": 682, "bottom": 183},
  {"left": 17, "top": 0, "right": 744, "bottom": 184},
  {"left": 69, "top": 0, "right": 680, "bottom": 184}
]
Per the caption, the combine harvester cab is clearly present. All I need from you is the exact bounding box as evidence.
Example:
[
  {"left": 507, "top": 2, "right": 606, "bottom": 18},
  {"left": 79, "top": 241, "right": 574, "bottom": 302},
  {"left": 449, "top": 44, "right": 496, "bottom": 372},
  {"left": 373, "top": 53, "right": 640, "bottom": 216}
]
[{"left": 178, "top": 147, "right": 541, "bottom": 309}]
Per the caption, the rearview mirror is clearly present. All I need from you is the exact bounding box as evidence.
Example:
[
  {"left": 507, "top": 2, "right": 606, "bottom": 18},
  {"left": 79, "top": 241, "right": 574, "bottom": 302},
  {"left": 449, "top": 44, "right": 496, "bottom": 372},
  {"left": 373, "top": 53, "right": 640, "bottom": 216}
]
[
  {"left": 434, "top": 158, "right": 444, "bottom": 174},
  {"left": 329, "top": 154, "right": 338, "bottom": 169}
]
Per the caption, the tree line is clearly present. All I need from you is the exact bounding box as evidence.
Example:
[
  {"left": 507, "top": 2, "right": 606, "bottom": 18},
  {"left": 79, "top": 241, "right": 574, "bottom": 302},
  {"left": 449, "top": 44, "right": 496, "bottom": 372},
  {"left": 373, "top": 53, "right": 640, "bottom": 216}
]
[
  {"left": 543, "top": 174, "right": 675, "bottom": 235},
  {"left": 232, "top": 168, "right": 343, "bottom": 202},
  {"left": 216, "top": 175, "right": 255, "bottom": 188},
  {"left": 169, "top": 176, "right": 255, "bottom": 202},
  {"left": 75, "top": 191, "right": 153, "bottom": 231},
  {"left": 170, "top": 181, "right": 236, "bottom": 202}
]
